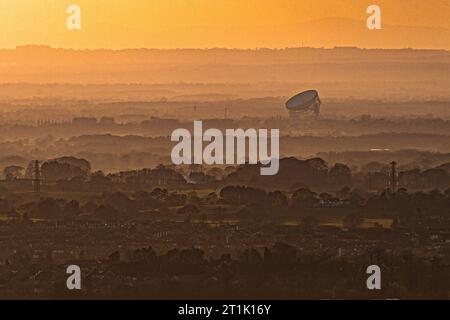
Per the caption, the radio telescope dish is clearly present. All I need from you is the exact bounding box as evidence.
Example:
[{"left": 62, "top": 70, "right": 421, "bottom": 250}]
[{"left": 285, "top": 90, "right": 321, "bottom": 119}]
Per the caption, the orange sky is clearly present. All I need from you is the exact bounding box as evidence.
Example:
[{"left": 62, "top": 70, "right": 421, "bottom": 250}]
[{"left": 0, "top": 0, "right": 449, "bottom": 49}]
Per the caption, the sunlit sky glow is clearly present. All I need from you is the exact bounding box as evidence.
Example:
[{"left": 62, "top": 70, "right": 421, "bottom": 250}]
[{"left": 0, "top": 0, "right": 449, "bottom": 49}]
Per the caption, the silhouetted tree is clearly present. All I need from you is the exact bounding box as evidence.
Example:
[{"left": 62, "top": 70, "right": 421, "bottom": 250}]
[
  {"left": 3, "top": 165, "right": 24, "bottom": 181},
  {"left": 329, "top": 163, "right": 352, "bottom": 187},
  {"left": 267, "top": 190, "right": 288, "bottom": 208},
  {"left": 291, "top": 188, "right": 319, "bottom": 209},
  {"left": 177, "top": 204, "right": 200, "bottom": 215}
]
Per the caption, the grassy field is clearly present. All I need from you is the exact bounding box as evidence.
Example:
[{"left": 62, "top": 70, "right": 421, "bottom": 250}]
[{"left": 281, "top": 217, "right": 392, "bottom": 229}]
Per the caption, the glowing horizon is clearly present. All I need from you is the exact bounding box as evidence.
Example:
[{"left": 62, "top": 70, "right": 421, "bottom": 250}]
[{"left": 1, "top": 0, "right": 449, "bottom": 49}]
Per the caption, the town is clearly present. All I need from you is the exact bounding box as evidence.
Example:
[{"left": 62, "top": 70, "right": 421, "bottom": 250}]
[{"left": 0, "top": 154, "right": 449, "bottom": 298}]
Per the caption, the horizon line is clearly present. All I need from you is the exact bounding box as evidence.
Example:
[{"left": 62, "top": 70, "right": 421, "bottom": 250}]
[{"left": 2, "top": 44, "right": 450, "bottom": 52}]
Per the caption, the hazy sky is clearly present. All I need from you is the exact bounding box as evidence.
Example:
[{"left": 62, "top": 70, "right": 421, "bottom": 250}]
[{"left": 1, "top": 0, "right": 449, "bottom": 49}]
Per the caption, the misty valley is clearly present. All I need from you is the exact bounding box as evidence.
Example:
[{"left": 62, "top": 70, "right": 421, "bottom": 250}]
[{"left": 0, "top": 46, "right": 449, "bottom": 299}]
